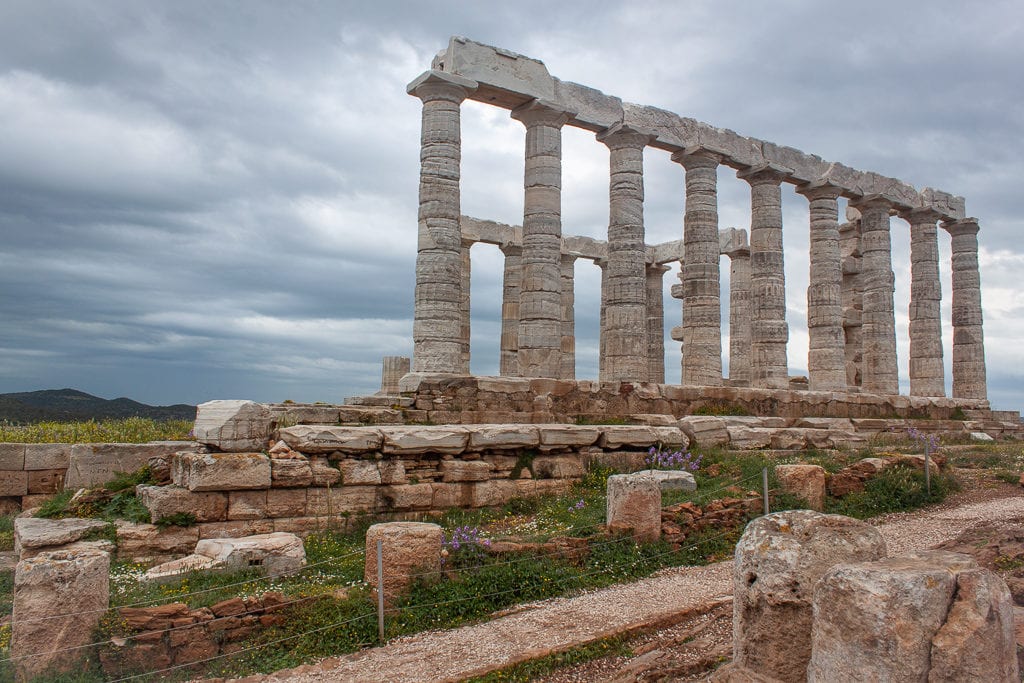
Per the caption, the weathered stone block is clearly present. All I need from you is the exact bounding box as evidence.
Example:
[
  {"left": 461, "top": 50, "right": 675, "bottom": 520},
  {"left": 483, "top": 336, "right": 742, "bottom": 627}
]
[
  {"left": 172, "top": 452, "right": 271, "bottom": 491},
  {"left": 365, "top": 522, "right": 442, "bottom": 606},
  {"left": 440, "top": 459, "right": 492, "bottom": 482},
  {"left": 12, "top": 548, "right": 110, "bottom": 680},
  {"left": 193, "top": 400, "right": 270, "bottom": 452},
  {"left": 137, "top": 485, "right": 228, "bottom": 523},
  {"left": 606, "top": 473, "right": 661, "bottom": 542},
  {"left": 277, "top": 425, "right": 383, "bottom": 453},
  {"left": 774, "top": 464, "right": 826, "bottom": 511}
]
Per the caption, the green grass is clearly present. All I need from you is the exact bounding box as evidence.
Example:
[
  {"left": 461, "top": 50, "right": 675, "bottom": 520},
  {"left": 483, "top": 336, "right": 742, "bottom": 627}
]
[{"left": 0, "top": 417, "right": 193, "bottom": 444}]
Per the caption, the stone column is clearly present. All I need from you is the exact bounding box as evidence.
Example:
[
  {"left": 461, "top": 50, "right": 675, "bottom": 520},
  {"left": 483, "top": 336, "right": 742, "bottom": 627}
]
[
  {"left": 407, "top": 70, "right": 476, "bottom": 374},
  {"left": 727, "top": 247, "right": 752, "bottom": 384},
  {"left": 646, "top": 264, "right": 669, "bottom": 383},
  {"left": 739, "top": 164, "right": 790, "bottom": 389},
  {"left": 560, "top": 253, "right": 577, "bottom": 379},
  {"left": 797, "top": 181, "right": 847, "bottom": 392},
  {"left": 598, "top": 124, "right": 650, "bottom": 382},
  {"left": 943, "top": 218, "right": 988, "bottom": 400},
  {"left": 852, "top": 196, "right": 899, "bottom": 395},
  {"left": 673, "top": 148, "right": 723, "bottom": 386},
  {"left": 380, "top": 356, "right": 410, "bottom": 395},
  {"left": 902, "top": 209, "right": 946, "bottom": 397},
  {"left": 499, "top": 244, "right": 522, "bottom": 377},
  {"left": 459, "top": 241, "right": 472, "bottom": 374},
  {"left": 512, "top": 100, "right": 570, "bottom": 378}
]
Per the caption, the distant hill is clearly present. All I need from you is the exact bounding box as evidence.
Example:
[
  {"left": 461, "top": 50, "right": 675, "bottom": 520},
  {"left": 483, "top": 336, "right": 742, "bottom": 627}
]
[{"left": 0, "top": 389, "right": 196, "bottom": 423}]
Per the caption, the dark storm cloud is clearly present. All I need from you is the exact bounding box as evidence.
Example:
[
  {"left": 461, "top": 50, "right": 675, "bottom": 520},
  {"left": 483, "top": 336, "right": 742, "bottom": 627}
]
[{"left": 0, "top": 1, "right": 1020, "bottom": 409}]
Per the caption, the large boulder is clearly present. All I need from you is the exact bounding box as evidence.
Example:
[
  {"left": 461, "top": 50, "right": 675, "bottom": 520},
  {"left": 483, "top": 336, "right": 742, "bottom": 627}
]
[
  {"left": 172, "top": 452, "right": 271, "bottom": 491},
  {"left": 606, "top": 473, "right": 661, "bottom": 542},
  {"left": 809, "top": 550, "right": 1017, "bottom": 682},
  {"left": 732, "top": 510, "right": 886, "bottom": 683},
  {"left": 192, "top": 400, "right": 271, "bottom": 452},
  {"left": 12, "top": 548, "right": 110, "bottom": 681},
  {"left": 364, "top": 522, "right": 442, "bottom": 606}
]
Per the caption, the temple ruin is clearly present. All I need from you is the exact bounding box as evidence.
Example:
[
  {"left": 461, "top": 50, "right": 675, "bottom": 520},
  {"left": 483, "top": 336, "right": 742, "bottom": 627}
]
[{"left": 400, "top": 37, "right": 988, "bottom": 414}]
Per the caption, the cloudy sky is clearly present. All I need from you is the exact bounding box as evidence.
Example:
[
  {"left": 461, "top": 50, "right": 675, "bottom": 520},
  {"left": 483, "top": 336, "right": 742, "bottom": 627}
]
[{"left": 1, "top": 1, "right": 1022, "bottom": 411}]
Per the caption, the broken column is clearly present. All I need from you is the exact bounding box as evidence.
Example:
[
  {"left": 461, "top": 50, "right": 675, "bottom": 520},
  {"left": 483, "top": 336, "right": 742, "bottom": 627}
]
[
  {"left": 560, "top": 253, "right": 576, "bottom": 380},
  {"left": 12, "top": 548, "right": 111, "bottom": 681},
  {"left": 499, "top": 243, "right": 522, "bottom": 377},
  {"left": 740, "top": 163, "right": 790, "bottom": 389},
  {"left": 513, "top": 100, "right": 570, "bottom": 378},
  {"left": 674, "top": 149, "right": 723, "bottom": 386},
  {"left": 726, "top": 244, "right": 752, "bottom": 385},
  {"left": 852, "top": 196, "right": 899, "bottom": 395},
  {"left": 380, "top": 356, "right": 410, "bottom": 395},
  {"left": 646, "top": 263, "right": 669, "bottom": 383},
  {"left": 943, "top": 218, "right": 988, "bottom": 400},
  {"left": 798, "top": 181, "right": 847, "bottom": 392},
  {"left": 902, "top": 208, "right": 946, "bottom": 397},
  {"left": 598, "top": 124, "right": 650, "bottom": 382},
  {"left": 408, "top": 70, "right": 477, "bottom": 374}
]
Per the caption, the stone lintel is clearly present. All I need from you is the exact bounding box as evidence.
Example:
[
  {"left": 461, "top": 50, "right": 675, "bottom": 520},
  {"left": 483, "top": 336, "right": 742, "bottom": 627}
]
[
  {"left": 737, "top": 161, "right": 793, "bottom": 183},
  {"left": 406, "top": 69, "right": 478, "bottom": 99},
  {"left": 942, "top": 217, "right": 980, "bottom": 236}
]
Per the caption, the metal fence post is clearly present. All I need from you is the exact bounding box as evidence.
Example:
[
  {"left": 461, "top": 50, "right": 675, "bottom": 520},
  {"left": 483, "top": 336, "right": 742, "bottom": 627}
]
[
  {"left": 762, "top": 467, "right": 770, "bottom": 515},
  {"left": 376, "top": 539, "right": 385, "bottom": 642}
]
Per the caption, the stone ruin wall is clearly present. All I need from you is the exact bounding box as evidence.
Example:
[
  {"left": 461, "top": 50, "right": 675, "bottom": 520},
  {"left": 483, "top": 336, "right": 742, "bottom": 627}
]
[{"left": 403, "top": 37, "right": 989, "bottom": 412}]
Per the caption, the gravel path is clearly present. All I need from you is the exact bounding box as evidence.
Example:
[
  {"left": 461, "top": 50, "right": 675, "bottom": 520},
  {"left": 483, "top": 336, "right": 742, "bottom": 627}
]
[{"left": 248, "top": 485, "right": 1024, "bottom": 683}]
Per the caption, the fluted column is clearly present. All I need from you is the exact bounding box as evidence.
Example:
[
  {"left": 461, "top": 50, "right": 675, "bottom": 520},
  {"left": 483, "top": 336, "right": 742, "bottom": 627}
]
[
  {"left": 726, "top": 247, "right": 752, "bottom": 384},
  {"left": 943, "top": 218, "right": 988, "bottom": 399},
  {"left": 560, "top": 253, "right": 577, "bottom": 380},
  {"left": 512, "top": 100, "right": 570, "bottom": 378},
  {"left": 739, "top": 164, "right": 790, "bottom": 389},
  {"left": 646, "top": 264, "right": 669, "bottom": 383},
  {"left": 598, "top": 124, "right": 650, "bottom": 382},
  {"left": 459, "top": 242, "right": 472, "bottom": 374},
  {"left": 673, "top": 149, "right": 723, "bottom": 386},
  {"left": 407, "top": 70, "right": 476, "bottom": 373},
  {"left": 852, "top": 196, "right": 898, "bottom": 395},
  {"left": 499, "top": 244, "right": 522, "bottom": 377},
  {"left": 902, "top": 209, "right": 946, "bottom": 397},
  {"left": 797, "top": 181, "right": 846, "bottom": 392}
]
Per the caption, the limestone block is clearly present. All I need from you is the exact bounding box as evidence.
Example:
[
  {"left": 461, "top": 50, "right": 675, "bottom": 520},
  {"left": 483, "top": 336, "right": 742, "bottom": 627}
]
[
  {"left": 309, "top": 457, "right": 342, "bottom": 486},
  {"left": 172, "top": 452, "right": 271, "bottom": 491},
  {"left": 537, "top": 425, "right": 601, "bottom": 448},
  {"left": 270, "top": 458, "right": 312, "bottom": 488},
  {"left": 598, "top": 425, "right": 659, "bottom": 449},
  {"left": 23, "top": 444, "right": 71, "bottom": 470},
  {"left": 277, "top": 425, "right": 383, "bottom": 453},
  {"left": 532, "top": 455, "right": 584, "bottom": 479},
  {"left": 727, "top": 426, "right": 772, "bottom": 450},
  {"left": 193, "top": 532, "right": 305, "bottom": 577},
  {"left": 606, "top": 473, "right": 661, "bottom": 542},
  {"left": 12, "top": 548, "right": 110, "bottom": 680},
  {"left": 364, "top": 522, "right": 443, "bottom": 606},
  {"left": 14, "top": 517, "right": 110, "bottom": 559},
  {"left": 733, "top": 510, "right": 886, "bottom": 683},
  {"left": 774, "top": 465, "right": 826, "bottom": 511},
  {"left": 228, "top": 490, "right": 269, "bottom": 520},
  {"left": 380, "top": 484, "right": 434, "bottom": 510},
  {"left": 678, "top": 416, "right": 729, "bottom": 447},
  {"left": 440, "top": 459, "right": 493, "bottom": 482},
  {"left": 193, "top": 400, "right": 271, "bottom": 452},
  {"left": 0, "top": 443, "right": 26, "bottom": 470},
  {"left": 809, "top": 551, "right": 1016, "bottom": 682},
  {"left": 65, "top": 441, "right": 205, "bottom": 490},
  {"left": 265, "top": 488, "right": 307, "bottom": 518},
  {"left": 339, "top": 459, "right": 382, "bottom": 485},
  {"left": 114, "top": 522, "right": 199, "bottom": 564},
  {"left": 466, "top": 424, "right": 540, "bottom": 450},
  {"left": 136, "top": 485, "right": 228, "bottom": 523},
  {"left": 0, "top": 470, "right": 28, "bottom": 497},
  {"left": 380, "top": 426, "right": 469, "bottom": 455}
]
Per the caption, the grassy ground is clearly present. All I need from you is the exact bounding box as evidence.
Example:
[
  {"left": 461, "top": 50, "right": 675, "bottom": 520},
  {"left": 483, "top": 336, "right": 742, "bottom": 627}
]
[{"left": 0, "top": 417, "right": 193, "bottom": 443}]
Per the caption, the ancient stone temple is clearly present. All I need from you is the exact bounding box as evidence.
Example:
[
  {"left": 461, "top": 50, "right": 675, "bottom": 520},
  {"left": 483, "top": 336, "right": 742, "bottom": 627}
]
[{"left": 402, "top": 36, "right": 989, "bottom": 417}]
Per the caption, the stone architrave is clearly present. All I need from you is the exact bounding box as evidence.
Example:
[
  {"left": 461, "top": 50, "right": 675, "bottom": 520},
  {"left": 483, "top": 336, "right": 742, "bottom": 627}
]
[
  {"left": 598, "top": 124, "right": 650, "bottom": 382},
  {"left": 560, "top": 253, "right": 577, "bottom": 379},
  {"left": 943, "top": 218, "right": 988, "bottom": 399},
  {"left": 646, "top": 263, "right": 669, "bottom": 383},
  {"left": 739, "top": 164, "right": 791, "bottom": 389},
  {"left": 732, "top": 510, "right": 886, "bottom": 683},
  {"left": 12, "top": 548, "right": 111, "bottom": 681},
  {"left": 902, "top": 208, "right": 946, "bottom": 397},
  {"left": 379, "top": 356, "right": 411, "bottom": 395},
  {"left": 852, "top": 196, "right": 899, "bottom": 395},
  {"left": 605, "top": 473, "right": 661, "bottom": 542},
  {"left": 513, "top": 100, "right": 570, "bottom": 378},
  {"left": 499, "top": 243, "right": 523, "bottom": 377},
  {"left": 798, "top": 181, "right": 847, "bottom": 392},
  {"left": 459, "top": 241, "right": 472, "bottom": 374},
  {"left": 726, "top": 245, "right": 752, "bottom": 384},
  {"left": 364, "top": 522, "right": 443, "bottom": 606},
  {"left": 674, "top": 148, "right": 723, "bottom": 386},
  {"left": 407, "top": 69, "right": 477, "bottom": 374}
]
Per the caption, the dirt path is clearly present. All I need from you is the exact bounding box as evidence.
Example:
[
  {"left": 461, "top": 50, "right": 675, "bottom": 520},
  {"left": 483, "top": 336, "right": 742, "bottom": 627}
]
[{"left": 248, "top": 478, "right": 1024, "bottom": 683}]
